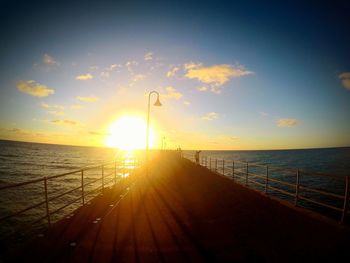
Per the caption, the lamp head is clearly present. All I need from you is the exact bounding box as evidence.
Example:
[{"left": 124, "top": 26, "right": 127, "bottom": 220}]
[{"left": 154, "top": 97, "right": 162, "bottom": 106}]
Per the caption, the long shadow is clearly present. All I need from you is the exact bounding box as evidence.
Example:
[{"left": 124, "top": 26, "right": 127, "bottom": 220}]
[
  {"left": 143, "top": 201, "right": 166, "bottom": 262},
  {"left": 39, "top": 177, "right": 136, "bottom": 262},
  {"left": 108, "top": 177, "right": 150, "bottom": 262},
  {"left": 147, "top": 191, "right": 190, "bottom": 262},
  {"left": 147, "top": 168, "right": 214, "bottom": 262}
]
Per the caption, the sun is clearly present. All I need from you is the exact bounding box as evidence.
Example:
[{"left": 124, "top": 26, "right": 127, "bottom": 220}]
[{"left": 105, "top": 116, "right": 156, "bottom": 150}]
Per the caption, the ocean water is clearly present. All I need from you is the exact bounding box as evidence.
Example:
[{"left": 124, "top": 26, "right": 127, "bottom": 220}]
[
  {"left": 185, "top": 148, "right": 350, "bottom": 177},
  {"left": 0, "top": 140, "right": 128, "bottom": 239},
  {"left": 0, "top": 140, "right": 349, "bottom": 238},
  {"left": 184, "top": 148, "right": 350, "bottom": 221}
]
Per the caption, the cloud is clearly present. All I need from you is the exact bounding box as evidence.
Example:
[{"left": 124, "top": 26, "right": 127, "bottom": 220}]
[
  {"left": 100, "top": 71, "right": 110, "bottom": 78},
  {"left": 144, "top": 52, "right": 153, "bottom": 61},
  {"left": 51, "top": 119, "right": 80, "bottom": 126},
  {"left": 17, "top": 80, "right": 55, "bottom": 97},
  {"left": 259, "top": 111, "right": 269, "bottom": 117},
  {"left": 276, "top": 118, "right": 299, "bottom": 128},
  {"left": 163, "top": 86, "right": 183, "bottom": 100},
  {"left": 184, "top": 62, "right": 202, "bottom": 71},
  {"left": 183, "top": 101, "right": 191, "bottom": 106},
  {"left": 75, "top": 73, "right": 93, "bottom": 80},
  {"left": 40, "top": 102, "right": 64, "bottom": 110},
  {"left": 125, "top": 61, "right": 138, "bottom": 73},
  {"left": 48, "top": 111, "right": 64, "bottom": 116},
  {"left": 129, "top": 74, "right": 146, "bottom": 87},
  {"left": 100, "top": 64, "right": 122, "bottom": 79},
  {"left": 89, "top": 131, "right": 109, "bottom": 136},
  {"left": 108, "top": 64, "right": 120, "bottom": 71},
  {"left": 196, "top": 86, "right": 208, "bottom": 92},
  {"left": 167, "top": 66, "right": 179, "bottom": 77},
  {"left": 40, "top": 102, "right": 50, "bottom": 109},
  {"left": 71, "top": 104, "right": 83, "bottom": 109},
  {"left": 133, "top": 74, "right": 146, "bottom": 82},
  {"left": 43, "top": 53, "right": 59, "bottom": 66},
  {"left": 185, "top": 64, "right": 253, "bottom": 93},
  {"left": 76, "top": 95, "right": 99, "bottom": 102},
  {"left": 339, "top": 72, "right": 350, "bottom": 90},
  {"left": 201, "top": 112, "right": 218, "bottom": 121}
]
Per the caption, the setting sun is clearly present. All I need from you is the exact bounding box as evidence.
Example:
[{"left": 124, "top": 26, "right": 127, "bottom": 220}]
[{"left": 105, "top": 116, "right": 156, "bottom": 150}]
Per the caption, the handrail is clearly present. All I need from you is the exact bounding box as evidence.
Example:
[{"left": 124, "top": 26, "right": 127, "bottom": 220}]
[
  {"left": 0, "top": 161, "right": 117, "bottom": 191},
  {"left": 184, "top": 154, "right": 349, "bottom": 224},
  {"left": 0, "top": 157, "right": 139, "bottom": 236}
]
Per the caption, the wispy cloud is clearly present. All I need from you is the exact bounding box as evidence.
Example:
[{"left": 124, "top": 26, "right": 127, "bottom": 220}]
[
  {"left": 196, "top": 86, "right": 208, "bottom": 92},
  {"left": 125, "top": 60, "right": 138, "bottom": 73},
  {"left": 201, "top": 112, "right": 218, "bottom": 121},
  {"left": 185, "top": 63, "right": 253, "bottom": 94},
  {"left": 51, "top": 119, "right": 80, "bottom": 126},
  {"left": 40, "top": 102, "right": 64, "bottom": 110},
  {"left": 76, "top": 95, "right": 99, "bottom": 102},
  {"left": 40, "top": 102, "right": 50, "bottom": 109},
  {"left": 167, "top": 66, "right": 179, "bottom": 77},
  {"left": 100, "top": 64, "right": 122, "bottom": 79},
  {"left": 183, "top": 101, "right": 191, "bottom": 106},
  {"left": 71, "top": 104, "right": 83, "bottom": 109},
  {"left": 163, "top": 86, "right": 183, "bottom": 100},
  {"left": 75, "top": 73, "right": 93, "bottom": 80},
  {"left": 339, "top": 72, "right": 350, "bottom": 90},
  {"left": 129, "top": 74, "right": 146, "bottom": 87},
  {"left": 17, "top": 80, "right": 55, "bottom": 97},
  {"left": 276, "top": 118, "right": 299, "bottom": 128},
  {"left": 48, "top": 111, "right": 65, "bottom": 116},
  {"left": 259, "top": 111, "right": 269, "bottom": 117},
  {"left": 89, "top": 131, "right": 110, "bottom": 136},
  {"left": 184, "top": 62, "right": 202, "bottom": 71},
  {"left": 43, "top": 53, "right": 59, "bottom": 66},
  {"left": 144, "top": 52, "right": 153, "bottom": 61},
  {"left": 133, "top": 74, "right": 146, "bottom": 82}
]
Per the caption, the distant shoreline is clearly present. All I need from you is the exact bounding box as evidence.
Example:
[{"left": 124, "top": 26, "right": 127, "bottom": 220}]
[{"left": 0, "top": 138, "right": 349, "bottom": 152}]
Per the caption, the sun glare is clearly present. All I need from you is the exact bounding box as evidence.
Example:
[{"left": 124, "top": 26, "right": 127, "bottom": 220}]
[{"left": 105, "top": 116, "right": 156, "bottom": 150}]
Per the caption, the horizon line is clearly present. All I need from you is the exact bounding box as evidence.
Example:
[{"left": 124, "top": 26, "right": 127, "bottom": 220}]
[{"left": 0, "top": 138, "right": 349, "bottom": 152}]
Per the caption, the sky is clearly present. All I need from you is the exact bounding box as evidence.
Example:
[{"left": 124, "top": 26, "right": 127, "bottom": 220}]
[{"left": 0, "top": 0, "right": 349, "bottom": 150}]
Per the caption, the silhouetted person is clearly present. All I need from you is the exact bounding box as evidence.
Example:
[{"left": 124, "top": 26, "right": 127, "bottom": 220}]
[{"left": 195, "top": 150, "right": 201, "bottom": 165}]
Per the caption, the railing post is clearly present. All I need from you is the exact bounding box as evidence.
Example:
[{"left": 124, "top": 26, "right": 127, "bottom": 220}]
[
  {"left": 209, "top": 157, "right": 211, "bottom": 170},
  {"left": 245, "top": 162, "right": 248, "bottom": 186},
  {"left": 81, "top": 170, "right": 85, "bottom": 205},
  {"left": 101, "top": 165, "right": 104, "bottom": 191},
  {"left": 265, "top": 165, "right": 269, "bottom": 194},
  {"left": 232, "top": 160, "right": 235, "bottom": 180},
  {"left": 123, "top": 159, "right": 126, "bottom": 177},
  {"left": 114, "top": 160, "right": 117, "bottom": 185},
  {"left": 222, "top": 160, "right": 225, "bottom": 175},
  {"left": 294, "top": 169, "right": 300, "bottom": 206},
  {"left": 44, "top": 177, "right": 51, "bottom": 227},
  {"left": 341, "top": 176, "right": 349, "bottom": 224},
  {"left": 215, "top": 159, "right": 218, "bottom": 172}
]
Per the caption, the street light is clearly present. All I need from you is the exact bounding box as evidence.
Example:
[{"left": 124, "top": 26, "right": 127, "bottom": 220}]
[{"left": 146, "top": 91, "right": 162, "bottom": 164}]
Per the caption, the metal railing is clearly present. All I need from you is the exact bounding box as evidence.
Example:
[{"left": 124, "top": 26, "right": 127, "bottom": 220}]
[
  {"left": 184, "top": 154, "right": 349, "bottom": 224},
  {"left": 0, "top": 157, "right": 140, "bottom": 238}
]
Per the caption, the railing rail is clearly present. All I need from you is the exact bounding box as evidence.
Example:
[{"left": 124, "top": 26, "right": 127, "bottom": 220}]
[
  {"left": 183, "top": 153, "right": 349, "bottom": 224},
  {"left": 0, "top": 157, "right": 140, "bottom": 238}
]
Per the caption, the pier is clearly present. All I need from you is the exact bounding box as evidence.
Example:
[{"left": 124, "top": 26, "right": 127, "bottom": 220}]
[{"left": 7, "top": 152, "right": 350, "bottom": 262}]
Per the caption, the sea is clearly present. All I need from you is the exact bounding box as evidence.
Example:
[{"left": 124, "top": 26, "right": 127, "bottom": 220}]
[{"left": 0, "top": 140, "right": 349, "bottom": 239}]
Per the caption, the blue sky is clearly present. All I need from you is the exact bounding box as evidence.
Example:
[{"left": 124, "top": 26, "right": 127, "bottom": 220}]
[{"left": 0, "top": 0, "right": 349, "bottom": 149}]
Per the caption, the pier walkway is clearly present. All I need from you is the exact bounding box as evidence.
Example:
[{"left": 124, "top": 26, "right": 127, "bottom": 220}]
[{"left": 17, "top": 153, "right": 349, "bottom": 262}]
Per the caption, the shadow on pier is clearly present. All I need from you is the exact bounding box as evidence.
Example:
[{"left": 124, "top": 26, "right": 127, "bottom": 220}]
[{"left": 14, "top": 153, "right": 350, "bottom": 262}]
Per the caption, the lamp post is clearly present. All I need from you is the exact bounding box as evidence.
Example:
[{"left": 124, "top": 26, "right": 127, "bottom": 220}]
[{"left": 146, "top": 91, "right": 162, "bottom": 164}]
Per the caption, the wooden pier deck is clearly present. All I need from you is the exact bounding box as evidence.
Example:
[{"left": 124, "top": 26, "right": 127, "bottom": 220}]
[{"left": 16, "top": 153, "right": 350, "bottom": 262}]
